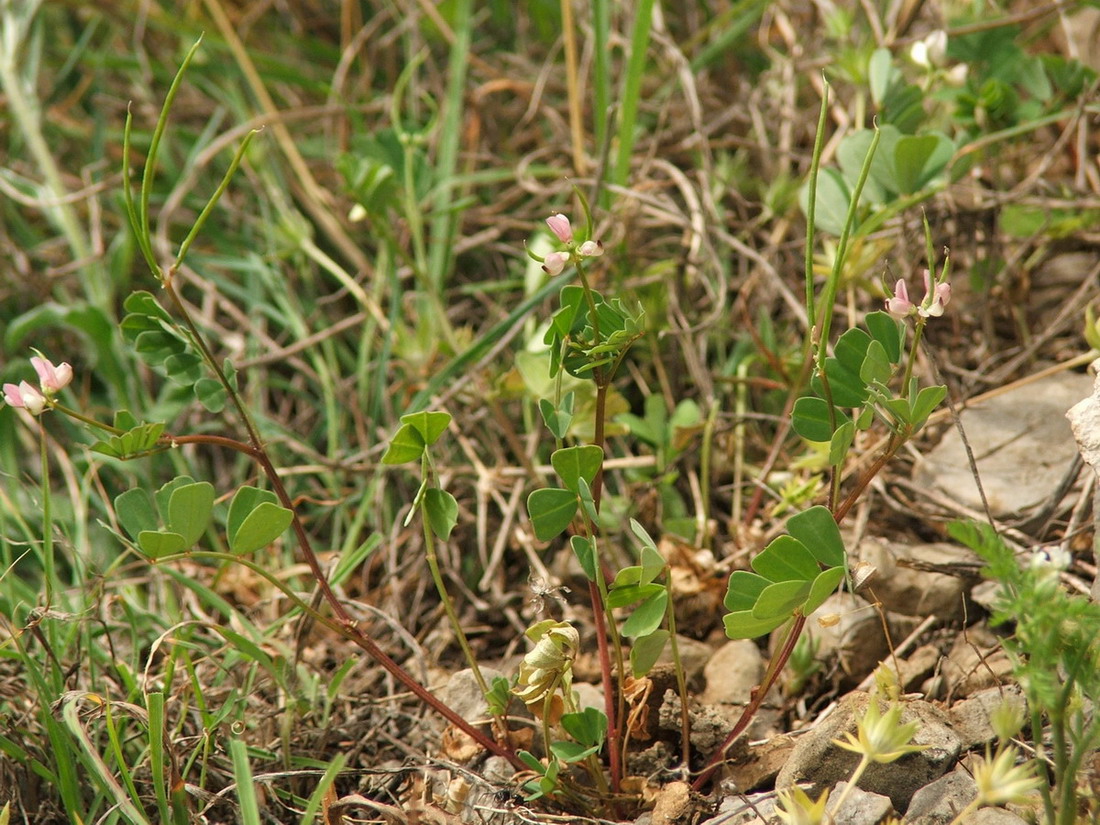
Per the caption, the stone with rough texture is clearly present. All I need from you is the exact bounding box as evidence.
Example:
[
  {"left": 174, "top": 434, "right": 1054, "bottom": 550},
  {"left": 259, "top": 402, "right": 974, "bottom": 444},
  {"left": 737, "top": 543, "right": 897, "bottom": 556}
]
[
  {"left": 941, "top": 624, "right": 1015, "bottom": 698},
  {"left": 697, "top": 791, "right": 775, "bottom": 825},
  {"left": 775, "top": 692, "right": 962, "bottom": 812},
  {"left": 701, "top": 639, "right": 764, "bottom": 706},
  {"left": 858, "top": 538, "right": 980, "bottom": 621},
  {"left": 830, "top": 781, "right": 896, "bottom": 825},
  {"left": 948, "top": 685, "right": 1026, "bottom": 749},
  {"left": 962, "top": 808, "right": 1031, "bottom": 825},
  {"left": 788, "top": 592, "right": 890, "bottom": 685},
  {"left": 438, "top": 667, "right": 508, "bottom": 724},
  {"left": 656, "top": 634, "right": 713, "bottom": 687},
  {"left": 906, "top": 769, "right": 978, "bottom": 824},
  {"left": 916, "top": 371, "right": 1094, "bottom": 517},
  {"left": 650, "top": 780, "right": 693, "bottom": 825},
  {"left": 720, "top": 733, "right": 796, "bottom": 792}
]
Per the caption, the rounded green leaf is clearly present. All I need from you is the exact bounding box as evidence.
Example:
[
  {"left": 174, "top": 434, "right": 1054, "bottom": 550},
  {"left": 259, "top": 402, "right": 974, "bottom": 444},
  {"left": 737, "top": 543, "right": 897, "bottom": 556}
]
[
  {"left": 539, "top": 394, "right": 574, "bottom": 440},
  {"left": 400, "top": 410, "right": 451, "bottom": 447},
  {"left": 527, "top": 488, "right": 578, "bottom": 541},
  {"left": 424, "top": 488, "right": 459, "bottom": 540},
  {"left": 911, "top": 384, "right": 947, "bottom": 430},
  {"left": 723, "top": 610, "right": 788, "bottom": 640},
  {"left": 893, "top": 132, "right": 954, "bottom": 194},
  {"left": 622, "top": 590, "right": 668, "bottom": 638},
  {"left": 829, "top": 420, "right": 855, "bottom": 467},
  {"left": 793, "top": 396, "right": 848, "bottom": 442},
  {"left": 607, "top": 582, "right": 663, "bottom": 610},
  {"left": 804, "top": 566, "right": 847, "bottom": 616},
  {"left": 139, "top": 530, "right": 187, "bottom": 559},
  {"left": 859, "top": 339, "right": 892, "bottom": 387},
  {"left": 630, "top": 630, "right": 669, "bottom": 678},
  {"left": 382, "top": 422, "right": 426, "bottom": 464},
  {"left": 229, "top": 502, "right": 294, "bottom": 555},
  {"left": 751, "top": 535, "right": 820, "bottom": 582},
  {"left": 115, "top": 488, "right": 158, "bottom": 540},
  {"left": 723, "top": 570, "right": 770, "bottom": 612},
  {"left": 865, "top": 310, "right": 904, "bottom": 364},
  {"left": 551, "top": 445, "right": 604, "bottom": 493},
  {"left": 753, "top": 579, "right": 812, "bottom": 619},
  {"left": 560, "top": 707, "right": 607, "bottom": 748},
  {"left": 194, "top": 377, "right": 227, "bottom": 412},
  {"left": 228, "top": 486, "right": 279, "bottom": 545},
  {"left": 168, "top": 482, "right": 215, "bottom": 548},
  {"left": 786, "top": 505, "right": 846, "bottom": 568}
]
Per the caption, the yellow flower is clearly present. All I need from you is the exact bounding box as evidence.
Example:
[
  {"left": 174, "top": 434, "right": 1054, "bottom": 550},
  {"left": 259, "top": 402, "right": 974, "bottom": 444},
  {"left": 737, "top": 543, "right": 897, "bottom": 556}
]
[
  {"left": 973, "top": 746, "right": 1043, "bottom": 807},
  {"left": 833, "top": 699, "right": 927, "bottom": 764},
  {"left": 776, "top": 786, "right": 829, "bottom": 825}
]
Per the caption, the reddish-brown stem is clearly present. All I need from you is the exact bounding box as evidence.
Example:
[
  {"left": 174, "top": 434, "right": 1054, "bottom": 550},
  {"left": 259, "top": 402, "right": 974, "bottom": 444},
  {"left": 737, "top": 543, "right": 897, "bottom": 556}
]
[
  {"left": 165, "top": 432, "right": 525, "bottom": 769},
  {"left": 588, "top": 579, "right": 621, "bottom": 793},
  {"left": 694, "top": 428, "right": 904, "bottom": 790},
  {"left": 834, "top": 437, "right": 901, "bottom": 524},
  {"left": 691, "top": 614, "right": 807, "bottom": 791}
]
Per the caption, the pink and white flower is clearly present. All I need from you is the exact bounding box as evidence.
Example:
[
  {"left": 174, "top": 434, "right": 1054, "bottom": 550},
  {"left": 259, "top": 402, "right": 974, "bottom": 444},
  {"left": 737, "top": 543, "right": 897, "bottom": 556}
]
[
  {"left": 885, "top": 270, "right": 951, "bottom": 319},
  {"left": 30, "top": 356, "right": 73, "bottom": 394},
  {"left": 3, "top": 381, "right": 47, "bottom": 415},
  {"left": 546, "top": 214, "right": 573, "bottom": 244},
  {"left": 885, "top": 279, "right": 916, "bottom": 318},
  {"left": 541, "top": 251, "right": 570, "bottom": 276},
  {"left": 578, "top": 240, "right": 604, "bottom": 258}
]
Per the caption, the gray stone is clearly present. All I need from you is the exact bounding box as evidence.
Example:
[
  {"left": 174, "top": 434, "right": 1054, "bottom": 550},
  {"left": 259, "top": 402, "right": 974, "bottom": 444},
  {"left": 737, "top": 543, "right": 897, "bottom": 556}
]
[
  {"left": 942, "top": 624, "right": 1015, "bottom": 698},
  {"left": 656, "top": 634, "right": 713, "bottom": 687},
  {"left": 947, "top": 685, "right": 1027, "bottom": 749},
  {"left": 789, "top": 592, "right": 890, "bottom": 685},
  {"left": 775, "top": 691, "right": 962, "bottom": 812},
  {"left": 962, "top": 808, "right": 1030, "bottom": 825},
  {"left": 701, "top": 639, "right": 764, "bottom": 706},
  {"left": 438, "top": 667, "right": 508, "bottom": 724},
  {"left": 858, "top": 538, "right": 980, "bottom": 621},
  {"left": 573, "top": 680, "right": 605, "bottom": 712},
  {"left": 915, "top": 371, "right": 1094, "bottom": 517},
  {"left": 907, "top": 769, "right": 978, "bottom": 824},
  {"left": 698, "top": 791, "right": 775, "bottom": 825},
  {"left": 830, "top": 781, "right": 895, "bottom": 825}
]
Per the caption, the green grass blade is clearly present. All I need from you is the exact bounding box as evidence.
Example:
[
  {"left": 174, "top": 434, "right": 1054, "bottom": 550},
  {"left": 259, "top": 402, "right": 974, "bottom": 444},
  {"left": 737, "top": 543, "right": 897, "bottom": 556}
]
[
  {"left": 404, "top": 270, "right": 573, "bottom": 413},
  {"left": 426, "top": 0, "right": 473, "bottom": 292},
  {"left": 298, "top": 753, "right": 347, "bottom": 825},
  {"left": 61, "top": 695, "right": 151, "bottom": 825},
  {"left": 229, "top": 737, "right": 261, "bottom": 825},
  {"left": 612, "top": 0, "right": 656, "bottom": 191}
]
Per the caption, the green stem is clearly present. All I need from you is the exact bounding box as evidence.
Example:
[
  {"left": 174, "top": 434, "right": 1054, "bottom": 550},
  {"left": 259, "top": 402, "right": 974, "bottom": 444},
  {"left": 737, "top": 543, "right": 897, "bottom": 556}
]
[
  {"left": 418, "top": 457, "right": 494, "bottom": 706},
  {"left": 827, "top": 755, "right": 871, "bottom": 821}
]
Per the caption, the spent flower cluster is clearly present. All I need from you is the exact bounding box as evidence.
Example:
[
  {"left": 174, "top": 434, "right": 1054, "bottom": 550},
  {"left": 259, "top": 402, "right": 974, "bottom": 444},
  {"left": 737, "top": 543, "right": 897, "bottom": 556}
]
[{"left": 3, "top": 356, "right": 73, "bottom": 415}]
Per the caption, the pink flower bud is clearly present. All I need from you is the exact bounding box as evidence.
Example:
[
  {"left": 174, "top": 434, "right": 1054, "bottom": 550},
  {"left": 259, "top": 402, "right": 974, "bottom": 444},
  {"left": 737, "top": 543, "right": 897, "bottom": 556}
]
[
  {"left": 546, "top": 214, "right": 573, "bottom": 244},
  {"left": 885, "top": 279, "right": 916, "bottom": 318},
  {"left": 4, "top": 381, "right": 47, "bottom": 415},
  {"left": 542, "top": 251, "right": 570, "bottom": 276},
  {"left": 30, "top": 356, "right": 73, "bottom": 394},
  {"left": 578, "top": 240, "right": 603, "bottom": 258}
]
